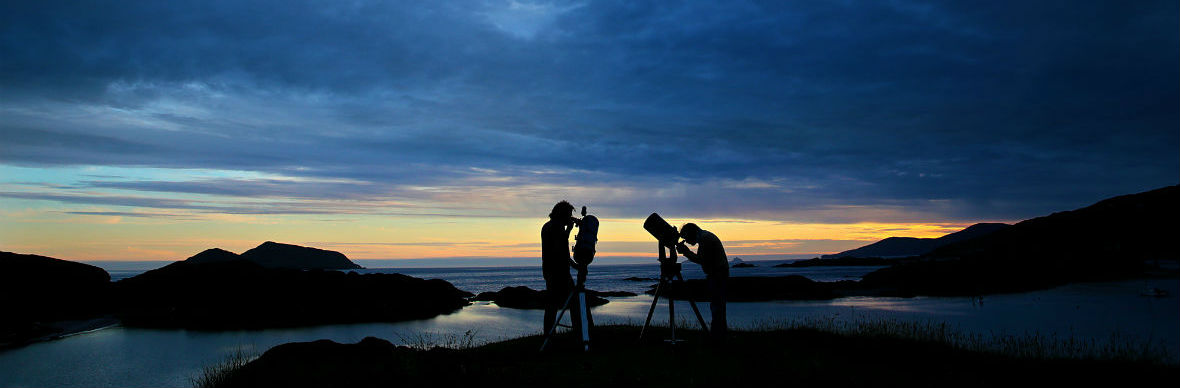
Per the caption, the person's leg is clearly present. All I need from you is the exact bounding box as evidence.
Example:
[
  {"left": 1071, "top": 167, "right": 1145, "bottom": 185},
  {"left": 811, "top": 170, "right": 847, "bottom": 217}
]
[
  {"left": 543, "top": 274, "right": 561, "bottom": 334},
  {"left": 708, "top": 274, "right": 728, "bottom": 340},
  {"left": 563, "top": 274, "right": 582, "bottom": 338}
]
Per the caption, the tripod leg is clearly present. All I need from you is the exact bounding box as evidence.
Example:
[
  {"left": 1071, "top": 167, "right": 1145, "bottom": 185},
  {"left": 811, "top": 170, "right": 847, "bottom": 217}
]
[
  {"left": 540, "top": 289, "right": 578, "bottom": 351},
  {"left": 578, "top": 290, "right": 590, "bottom": 351},
  {"left": 669, "top": 284, "right": 676, "bottom": 342},
  {"left": 639, "top": 279, "right": 665, "bottom": 340},
  {"left": 676, "top": 273, "right": 710, "bottom": 334}
]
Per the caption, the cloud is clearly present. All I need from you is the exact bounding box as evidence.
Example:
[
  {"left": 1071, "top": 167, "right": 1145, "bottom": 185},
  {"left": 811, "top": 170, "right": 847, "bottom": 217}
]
[{"left": 1, "top": 0, "right": 1176, "bottom": 224}]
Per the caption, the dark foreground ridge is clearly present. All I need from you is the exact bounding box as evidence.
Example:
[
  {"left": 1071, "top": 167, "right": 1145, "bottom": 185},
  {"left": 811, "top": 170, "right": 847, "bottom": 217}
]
[{"left": 204, "top": 326, "right": 1176, "bottom": 388}]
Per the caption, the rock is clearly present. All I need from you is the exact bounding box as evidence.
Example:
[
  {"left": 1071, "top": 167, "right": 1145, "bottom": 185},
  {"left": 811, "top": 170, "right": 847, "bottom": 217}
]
[
  {"left": 587, "top": 290, "right": 638, "bottom": 297},
  {"left": 646, "top": 275, "right": 837, "bottom": 302},
  {"left": 472, "top": 286, "right": 610, "bottom": 309},
  {"left": 730, "top": 257, "right": 756, "bottom": 268},
  {"left": 114, "top": 260, "right": 471, "bottom": 329}
]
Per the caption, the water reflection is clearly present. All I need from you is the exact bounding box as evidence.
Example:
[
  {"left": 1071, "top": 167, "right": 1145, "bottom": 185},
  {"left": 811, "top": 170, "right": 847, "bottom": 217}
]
[{"left": 0, "top": 278, "right": 1175, "bottom": 387}]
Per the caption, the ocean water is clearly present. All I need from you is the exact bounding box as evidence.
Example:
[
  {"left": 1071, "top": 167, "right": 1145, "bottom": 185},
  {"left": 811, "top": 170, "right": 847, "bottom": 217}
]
[{"left": 0, "top": 262, "right": 1176, "bottom": 387}]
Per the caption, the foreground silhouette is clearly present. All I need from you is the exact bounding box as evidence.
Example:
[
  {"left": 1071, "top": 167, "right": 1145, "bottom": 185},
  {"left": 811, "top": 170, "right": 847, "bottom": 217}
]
[
  {"left": 540, "top": 201, "right": 581, "bottom": 336},
  {"left": 202, "top": 326, "right": 1176, "bottom": 388}
]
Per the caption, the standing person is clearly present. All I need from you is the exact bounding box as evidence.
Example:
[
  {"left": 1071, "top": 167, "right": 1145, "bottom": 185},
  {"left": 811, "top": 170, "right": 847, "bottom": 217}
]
[
  {"left": 676, "top": 223, "right": 728, "bottom": 340},
  {"left": 541, "top": 200, "right": 580, "bottom": 337}
]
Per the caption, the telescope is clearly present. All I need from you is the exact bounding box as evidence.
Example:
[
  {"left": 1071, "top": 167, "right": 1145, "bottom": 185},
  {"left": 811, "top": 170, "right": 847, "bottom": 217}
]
[
  {"left": 643, "top": 213, "right": 685, "bottom": 270},
  {"left": 639, "top": 212, "right": 709, "bottom": 343},
  {"left": 643, "top": 212, "right": 680, "bottom": 249},
  {"left": 572, "top": 206, "right": 598, "bottom": 272}
]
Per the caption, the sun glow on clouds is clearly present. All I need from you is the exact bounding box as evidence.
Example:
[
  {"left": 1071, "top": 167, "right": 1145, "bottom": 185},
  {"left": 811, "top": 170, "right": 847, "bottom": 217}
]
[{"left": 1, "top": 164, "right": 996, "bottom": 261}]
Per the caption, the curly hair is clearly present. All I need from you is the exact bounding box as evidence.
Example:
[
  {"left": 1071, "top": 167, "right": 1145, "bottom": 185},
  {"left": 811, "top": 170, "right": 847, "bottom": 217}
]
[{"left": 549, "top": 200, "right": 575, "bottom": 220}]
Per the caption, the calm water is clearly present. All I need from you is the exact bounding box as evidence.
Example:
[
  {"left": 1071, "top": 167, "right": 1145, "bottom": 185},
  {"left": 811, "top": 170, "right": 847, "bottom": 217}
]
[{"left": 1, "top": 262, "right": 1176, "bottom": 387}]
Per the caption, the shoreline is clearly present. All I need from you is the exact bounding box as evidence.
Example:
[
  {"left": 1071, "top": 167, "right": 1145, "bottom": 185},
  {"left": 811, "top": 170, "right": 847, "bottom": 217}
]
[{"left": 1, "top": 316, "right": 120, "bottom": 351}]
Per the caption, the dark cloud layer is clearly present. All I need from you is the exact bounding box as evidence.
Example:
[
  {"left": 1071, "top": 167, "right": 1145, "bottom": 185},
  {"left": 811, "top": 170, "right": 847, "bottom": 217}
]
[{"left": 2, "top": 1, "right": 1176, "bottom": 222}]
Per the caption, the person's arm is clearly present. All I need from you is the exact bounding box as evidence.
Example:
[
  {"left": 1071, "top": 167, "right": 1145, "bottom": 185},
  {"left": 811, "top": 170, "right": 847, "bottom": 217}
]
[
  {"left": 563, "top": 218, "right": 576, "bottom": 237},
  {"left": 677, "top": 242, "right": 700, "bottom": 263}
]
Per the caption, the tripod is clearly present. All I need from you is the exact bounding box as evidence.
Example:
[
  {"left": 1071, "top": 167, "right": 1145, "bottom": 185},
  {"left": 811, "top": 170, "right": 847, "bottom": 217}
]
[
  {"left": 539, "top": 266, "right": 593, "bottom": 352},
  {"left": 639, "top": 244, "right": 709, "bottom": 343}
]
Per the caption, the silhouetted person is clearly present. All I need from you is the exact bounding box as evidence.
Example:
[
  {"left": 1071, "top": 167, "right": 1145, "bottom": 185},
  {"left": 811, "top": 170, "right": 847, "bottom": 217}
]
[
  {"left": 677, "top": 223, "right": 728, "bottom": 340},
  {"left": 541, "top": 200, "right": 581, "bottom": 337}
]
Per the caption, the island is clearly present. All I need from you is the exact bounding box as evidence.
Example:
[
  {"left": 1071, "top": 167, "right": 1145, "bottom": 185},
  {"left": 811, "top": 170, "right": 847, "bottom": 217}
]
[
  {"left": 470, "top": 286, "right": 636, "bottom": 309},
  {"left": 114, "top": 257, "right": 470, "bottom": 329}
]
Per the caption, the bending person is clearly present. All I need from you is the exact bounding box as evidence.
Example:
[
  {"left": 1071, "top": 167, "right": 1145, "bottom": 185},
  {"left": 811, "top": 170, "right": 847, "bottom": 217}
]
[{"left": 676, "top": 222, "right": 728, "bottom": 340}]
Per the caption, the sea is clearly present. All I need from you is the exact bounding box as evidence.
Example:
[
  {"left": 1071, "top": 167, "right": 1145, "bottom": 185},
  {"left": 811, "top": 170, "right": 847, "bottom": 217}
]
[{"left": 0, "top": 260, "right": 1176, "bottom": 387}]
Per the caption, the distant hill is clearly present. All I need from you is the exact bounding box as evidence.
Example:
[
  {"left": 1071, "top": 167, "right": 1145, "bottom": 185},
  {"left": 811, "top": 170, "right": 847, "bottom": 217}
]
[
  {"left": 115, "top": 260, "right": 470, "bottom": 329},
  {"left": 184, "top": 248, "right": 241, "bottom": 265},
  {"left": 823, "top": 223, "right": 1010, "bottom": 259},
  {"left": 861, "top": 185, "right": 1179, "bottom": 295},
  {"left": 241, "top": 241, "right": 362, "bottom": 270},
  {"left": 181, "top": 242, "right": 362, "bottom": 270}
]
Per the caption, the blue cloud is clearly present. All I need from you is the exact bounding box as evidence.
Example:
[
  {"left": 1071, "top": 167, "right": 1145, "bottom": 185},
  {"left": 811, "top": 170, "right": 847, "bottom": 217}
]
[{"left": 1, "top": 0, "right": 1176, "bottom": 222}]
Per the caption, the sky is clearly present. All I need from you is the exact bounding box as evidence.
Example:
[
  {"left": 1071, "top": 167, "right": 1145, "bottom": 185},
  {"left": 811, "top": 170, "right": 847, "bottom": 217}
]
[{"left": 1, "top": 1, "right": 1177, "bottom": 264}]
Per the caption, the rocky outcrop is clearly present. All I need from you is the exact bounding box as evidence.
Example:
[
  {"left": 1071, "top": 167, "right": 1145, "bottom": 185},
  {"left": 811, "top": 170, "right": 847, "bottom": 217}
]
[
  {"left": 471, "top": 286, "right": 611, "bottom": 309},
  {"left": 647, "top": 275, "right": 841, "bottom": 302}
]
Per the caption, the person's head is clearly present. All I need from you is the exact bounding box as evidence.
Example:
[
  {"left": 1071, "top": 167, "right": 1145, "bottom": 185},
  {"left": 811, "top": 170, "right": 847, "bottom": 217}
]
[
  {"left": 679, "top": 223, "right": 701, "bottom": 245},
  {"left": 549, "top": 200, "right": 575, "bottom": 220}
]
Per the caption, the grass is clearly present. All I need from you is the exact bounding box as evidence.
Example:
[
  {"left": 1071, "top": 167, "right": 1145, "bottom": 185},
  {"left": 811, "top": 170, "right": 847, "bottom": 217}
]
[
  {"left": 191, "top": 348, "right": 256, "bottom": 388},
  {"left": 394, "top": 329, "right": 480, "bottom": 350},
  {"left": 742, "top": 315, "right": 1174, "bottom": 365},
  {"left": 203, "top": 321, "right": 1177, "bottom": 387}
]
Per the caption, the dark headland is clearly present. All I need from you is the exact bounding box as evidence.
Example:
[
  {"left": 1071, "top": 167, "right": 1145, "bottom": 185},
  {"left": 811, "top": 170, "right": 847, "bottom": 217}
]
[
  {"left": 728, "top": 185, "right": 1180, "bottom": 298},
  {"left": 0, "top": 251, "right": 113, "bottom": 347},
  {"left": 820, "top": 222, "right": 1011, "bottom": 259}
]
